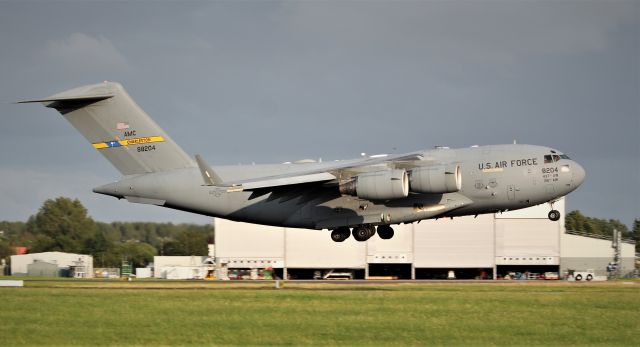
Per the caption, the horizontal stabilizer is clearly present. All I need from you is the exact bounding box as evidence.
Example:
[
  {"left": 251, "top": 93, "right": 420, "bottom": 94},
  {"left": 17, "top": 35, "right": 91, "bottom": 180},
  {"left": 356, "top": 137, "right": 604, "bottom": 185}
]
[
  {"left": 17, "top": 82, "right": 116, "bottom": 112},
  {"left": 18, "top": 95, "right": 115, "bottom": 114},
  {"left": 16, "top": 94, "right": 114, "bottom": 104}
]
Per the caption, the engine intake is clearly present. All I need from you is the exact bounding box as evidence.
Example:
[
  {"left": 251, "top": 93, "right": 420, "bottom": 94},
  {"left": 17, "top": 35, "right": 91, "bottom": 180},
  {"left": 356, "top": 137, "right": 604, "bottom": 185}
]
[
  {"left": 409, "top": 164, "right": 461, "bottom": 194},
  {"left": 339, "top": 169, "right": 409, "bottom": 200}
]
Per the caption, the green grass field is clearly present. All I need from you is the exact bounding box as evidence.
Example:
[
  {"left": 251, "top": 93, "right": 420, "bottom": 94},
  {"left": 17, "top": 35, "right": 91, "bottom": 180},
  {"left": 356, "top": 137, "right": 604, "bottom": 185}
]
[{"left": 1, "top": 280, "right": 638, "bottom": 346}]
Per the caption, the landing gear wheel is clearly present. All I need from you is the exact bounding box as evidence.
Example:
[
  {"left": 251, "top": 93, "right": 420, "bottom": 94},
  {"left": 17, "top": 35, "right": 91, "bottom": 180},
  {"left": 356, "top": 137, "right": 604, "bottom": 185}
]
[
  {"left": 575, "top": 274, "right": 583, "bottom": 281},
  {"left": 353, "top": 225, "right": 373, "bottom": 242},
  {"left": 377, "top": 225, "right": 395, "bottom": 240},
  {"left": 586, "top": 274, "right": 593, "bottom": 281},
  {"left": 365, "top": 224, "right": 376, "bottom": 238},
  {"left": 548, "top": 210, "right": 561, "bottom": 221},
  {"left": 331, "top": 227, "right": 350, "bottom": 242}
]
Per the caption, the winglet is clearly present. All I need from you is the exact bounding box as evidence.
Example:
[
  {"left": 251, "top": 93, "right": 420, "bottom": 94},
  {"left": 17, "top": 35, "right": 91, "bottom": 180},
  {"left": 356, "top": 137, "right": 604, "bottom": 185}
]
[{"left": 195, "top": 154, "right": 224, "bottom": 186}]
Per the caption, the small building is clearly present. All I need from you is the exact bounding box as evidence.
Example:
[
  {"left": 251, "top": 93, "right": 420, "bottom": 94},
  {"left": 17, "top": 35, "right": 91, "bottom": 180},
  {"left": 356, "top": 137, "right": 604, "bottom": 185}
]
[
  {"left": 11, "top": 252, "right": 94, "bottom": 278},
  {"left": 153, "top": 256, "right": 213, "bottom": 279}
]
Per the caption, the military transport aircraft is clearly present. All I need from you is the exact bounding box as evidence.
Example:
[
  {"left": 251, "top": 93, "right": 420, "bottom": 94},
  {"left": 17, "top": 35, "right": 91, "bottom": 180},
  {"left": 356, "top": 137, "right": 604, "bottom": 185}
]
[{"left": 20, "top": 82, "right": 585, "bottom": 242}]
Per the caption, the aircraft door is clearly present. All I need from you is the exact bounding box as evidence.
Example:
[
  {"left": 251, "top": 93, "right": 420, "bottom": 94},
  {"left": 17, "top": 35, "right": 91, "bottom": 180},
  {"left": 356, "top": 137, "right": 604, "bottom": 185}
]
[
  {"left": 527, "top": 168, "right": 537, "bottom": 186},
  {"left": 507, "top": 185, "right": 516, "bottom": 200}
]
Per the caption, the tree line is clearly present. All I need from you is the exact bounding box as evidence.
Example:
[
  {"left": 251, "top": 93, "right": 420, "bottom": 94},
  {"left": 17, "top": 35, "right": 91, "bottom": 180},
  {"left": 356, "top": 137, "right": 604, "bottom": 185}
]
[
  {"left": 0, "top": 197, "right": 637, "bottom": 267},
  {"left": 565, "top": 210, "right": 639, "bottom": 250},
  {"left": 0, "top": 197, "right": 214, "bottom": 267}
]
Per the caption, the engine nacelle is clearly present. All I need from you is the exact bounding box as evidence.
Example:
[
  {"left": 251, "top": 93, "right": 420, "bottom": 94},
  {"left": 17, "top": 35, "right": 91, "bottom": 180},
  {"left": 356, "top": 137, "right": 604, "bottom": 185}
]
[
  {"left": 339, "top": 169, "right": 409, "bottom": 200},
  {"left": 409, "top": 165, "right": 461, "bottom": 194}
]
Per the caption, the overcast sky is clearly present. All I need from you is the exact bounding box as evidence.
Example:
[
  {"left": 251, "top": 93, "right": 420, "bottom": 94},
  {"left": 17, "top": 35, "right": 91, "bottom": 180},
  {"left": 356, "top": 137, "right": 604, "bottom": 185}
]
[{"left": 0, "top": 1, "right": 638, "bottom": 226}]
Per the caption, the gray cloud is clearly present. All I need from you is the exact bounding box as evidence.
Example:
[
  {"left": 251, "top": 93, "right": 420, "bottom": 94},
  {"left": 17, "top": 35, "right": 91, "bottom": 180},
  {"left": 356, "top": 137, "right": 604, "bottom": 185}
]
[{"left": 43, "top": 33, "right": 129, "bottom": 72}]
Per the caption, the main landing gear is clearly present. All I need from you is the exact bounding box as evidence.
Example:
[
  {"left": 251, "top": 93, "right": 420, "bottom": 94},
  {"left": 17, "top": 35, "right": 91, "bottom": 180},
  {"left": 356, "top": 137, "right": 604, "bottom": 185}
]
[
  {"left": 331, "top": 227, "right": 351, "bottom": 242},
  {"left": 330, "top": 224, "right": 395, "bottom": 242},
  {"left": 352, "top": 225, "right": 376, "bottom": 242},
  {"left": 376, "top": 225, "right": 394, "bottom": 240},
  {"left": 547, "top": 201, "right": 561, "bottom": 221}
]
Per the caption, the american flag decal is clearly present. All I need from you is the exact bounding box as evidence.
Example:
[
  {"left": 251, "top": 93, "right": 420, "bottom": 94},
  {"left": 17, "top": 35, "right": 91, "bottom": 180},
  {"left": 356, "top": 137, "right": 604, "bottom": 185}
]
[{"left": 116, "top": 122, "right": 130, "bottom": 130}]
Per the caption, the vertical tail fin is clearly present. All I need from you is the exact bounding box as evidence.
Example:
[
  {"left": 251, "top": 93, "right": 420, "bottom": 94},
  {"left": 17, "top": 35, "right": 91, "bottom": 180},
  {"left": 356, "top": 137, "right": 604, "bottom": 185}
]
[{"left": 20, "top": 82, "right": 194, "bottom": 175}]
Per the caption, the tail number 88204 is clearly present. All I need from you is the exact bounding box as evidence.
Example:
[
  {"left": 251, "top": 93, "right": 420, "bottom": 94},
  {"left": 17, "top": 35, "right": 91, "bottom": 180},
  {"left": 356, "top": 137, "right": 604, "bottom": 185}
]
[{"left": 137, "top": 145, "right": 156, "bottom": 152}]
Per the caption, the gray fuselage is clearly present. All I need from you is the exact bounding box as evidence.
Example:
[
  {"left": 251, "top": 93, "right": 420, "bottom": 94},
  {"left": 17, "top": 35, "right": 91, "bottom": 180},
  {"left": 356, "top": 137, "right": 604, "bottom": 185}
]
[{"left": 94, "top": 144, "right": 585, "bottom": 230}]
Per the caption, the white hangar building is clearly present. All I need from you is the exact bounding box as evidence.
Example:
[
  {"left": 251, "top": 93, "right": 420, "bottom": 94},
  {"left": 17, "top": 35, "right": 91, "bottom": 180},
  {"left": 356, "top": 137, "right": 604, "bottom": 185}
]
[{"left": 215, "top": 198, "right": 636, "bottom": 280}]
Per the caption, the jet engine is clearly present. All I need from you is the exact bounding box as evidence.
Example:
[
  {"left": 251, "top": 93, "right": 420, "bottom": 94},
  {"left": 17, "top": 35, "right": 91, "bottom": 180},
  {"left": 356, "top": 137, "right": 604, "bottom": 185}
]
[
  {"left": 339, "top": 169, "right": 409, "bottom": 200},
  {"left": 409, "top": 165, "right": 461, "bottom": 194}
]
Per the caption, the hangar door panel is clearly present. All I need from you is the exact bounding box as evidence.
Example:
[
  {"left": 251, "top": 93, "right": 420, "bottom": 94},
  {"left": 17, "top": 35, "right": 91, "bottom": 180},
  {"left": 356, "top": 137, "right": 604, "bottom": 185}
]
[
  {"left": 285, "top": 228, "right": 366, "bottom": 269},
  {"left": 215, "top": 219, "right": 284, "bottom": 258},
  {"left": 414, "top": 216, "right": 494, "bottom": 268},
  {"left": 495, "top": 219, "right": 559, "bottom": 258},
  {"left": 367, "top": 224, "right": 413, "bottom": 263}
]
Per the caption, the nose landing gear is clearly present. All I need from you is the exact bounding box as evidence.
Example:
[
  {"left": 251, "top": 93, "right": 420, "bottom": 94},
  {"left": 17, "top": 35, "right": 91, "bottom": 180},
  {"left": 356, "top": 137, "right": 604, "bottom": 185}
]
[
  {"left": 547, "top": 201, "right": 561, "bottom": 221},
  {"left": 548, "top": 210, "right": 561, "bottom": 221}
]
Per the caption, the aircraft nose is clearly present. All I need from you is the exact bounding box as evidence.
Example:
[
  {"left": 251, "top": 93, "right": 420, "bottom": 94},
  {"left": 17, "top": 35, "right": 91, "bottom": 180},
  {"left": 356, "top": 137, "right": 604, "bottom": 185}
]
[{"left": 572, "top": 161, "right": 586, "bottom": 187}]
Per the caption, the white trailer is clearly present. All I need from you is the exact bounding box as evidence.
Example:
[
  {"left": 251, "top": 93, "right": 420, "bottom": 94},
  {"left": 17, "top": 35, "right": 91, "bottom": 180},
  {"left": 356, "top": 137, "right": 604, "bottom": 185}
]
[{"left": 573, "top": 269, "right": 595, "bottom": 281}]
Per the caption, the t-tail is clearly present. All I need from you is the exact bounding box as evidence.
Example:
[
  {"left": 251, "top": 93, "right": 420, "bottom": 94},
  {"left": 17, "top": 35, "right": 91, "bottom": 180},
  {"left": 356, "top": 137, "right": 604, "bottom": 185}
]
[{"left": 19, "top": 82, "right": 194, "bottom": 175}]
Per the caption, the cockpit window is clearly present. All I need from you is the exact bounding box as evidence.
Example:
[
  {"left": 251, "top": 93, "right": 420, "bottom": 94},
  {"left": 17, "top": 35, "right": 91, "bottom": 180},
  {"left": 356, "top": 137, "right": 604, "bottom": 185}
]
[{"left": 544, "top": 154, "right": 567, "bottom": 163}]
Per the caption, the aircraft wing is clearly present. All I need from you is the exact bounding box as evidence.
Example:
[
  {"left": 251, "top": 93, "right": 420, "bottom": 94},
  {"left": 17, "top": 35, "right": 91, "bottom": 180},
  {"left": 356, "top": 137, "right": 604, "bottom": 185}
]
[
  {"left": 227, "top": 172, "right": 338, "bottom": 191},
  {"left": 196, "top": 151, "right": 425, "bottom": 191}
]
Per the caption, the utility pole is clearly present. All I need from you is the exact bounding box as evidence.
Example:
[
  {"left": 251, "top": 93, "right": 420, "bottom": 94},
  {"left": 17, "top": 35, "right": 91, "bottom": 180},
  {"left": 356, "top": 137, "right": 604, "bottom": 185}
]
[{"left": 609, "top": 229, "right": 621, "bottom": 279}]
